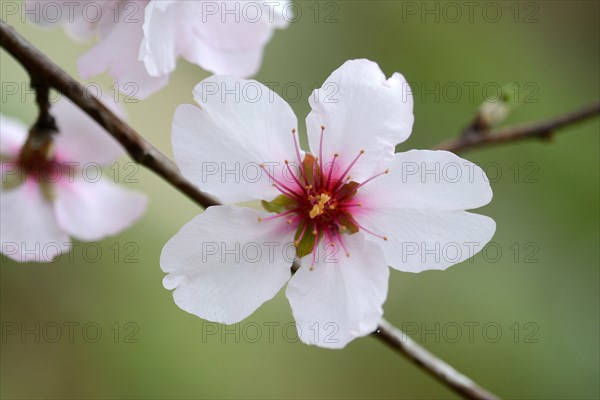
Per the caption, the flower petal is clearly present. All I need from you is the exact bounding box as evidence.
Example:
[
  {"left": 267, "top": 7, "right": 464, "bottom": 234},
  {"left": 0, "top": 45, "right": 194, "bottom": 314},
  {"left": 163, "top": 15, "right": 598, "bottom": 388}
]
[
  {"left": 356, "top": 150, "right": 493, "bottom": 211},
  {"left": 354, "top": 150, "right": 495, "bottom": 272},
  {"left": 142, "top": 1, "right": 288, "bottom": 79},
  {"left": 180, "top": 1, "right": 280, "bottom": 78},
  {"left": 181, "top": 37, "right": 265, "bottom": 79},
  {"left": 77, "top": 1, "right": 169, "bottom": 100},
  {"left": 160, "top": 205, "right": 295, "bottom": 324},
  {"left": 286, "top": 233, "right": 389, "bottom": 349},
  {"left": 52, "top": 97, "right": 125, "bottom": 166},
  {"left": 140, "top": 1, "right": 184, "bottom": 77},
  {"left": 306, "top": 59, "right": 414, "bottom": 182},
  {"left": 53, "top": 177, "right": 147, "bottom": 241},
  {"left": 1, "top": 180, "right": 70, "bottom": 263},
  {"left": 0, "top": 114, "right": 27, "bottom": 158},
  {"left": 355, "top": 209, "right": 495, "bottom": 273},
  {"left": 172, "top": 76, "right": 300, "bottom": 204}
]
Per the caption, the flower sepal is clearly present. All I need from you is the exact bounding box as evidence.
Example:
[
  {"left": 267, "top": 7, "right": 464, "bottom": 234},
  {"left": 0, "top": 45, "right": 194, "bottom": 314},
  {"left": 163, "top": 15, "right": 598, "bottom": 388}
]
[{"left": 261, "top": 194, "right": 297, "bottom": 214}]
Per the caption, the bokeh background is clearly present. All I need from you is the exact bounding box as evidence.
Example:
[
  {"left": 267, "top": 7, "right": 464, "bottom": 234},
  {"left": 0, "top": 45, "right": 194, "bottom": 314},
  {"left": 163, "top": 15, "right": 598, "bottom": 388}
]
[{"left": 1, "top": 1, "right": 599, "bottom": 399}]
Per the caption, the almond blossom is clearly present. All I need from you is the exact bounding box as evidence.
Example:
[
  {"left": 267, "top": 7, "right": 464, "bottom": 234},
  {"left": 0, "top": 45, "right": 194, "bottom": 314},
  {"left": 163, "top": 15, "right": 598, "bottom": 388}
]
[
  {"left": 0, "top": 98, "right": 147, "bottom": 263},
  {"left": 26, "top": 0, "right": 290, "bottom": 99},
  {"left": 161, "top": 59, "right": 496, "bottom": 348}
]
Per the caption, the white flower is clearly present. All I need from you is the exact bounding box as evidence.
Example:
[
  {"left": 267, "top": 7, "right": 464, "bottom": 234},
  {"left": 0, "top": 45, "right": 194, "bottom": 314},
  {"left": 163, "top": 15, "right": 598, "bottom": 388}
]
[
  {"left": 161, "top": 59, "right": 496, "bottom": 348},
  {"left": 0, "top": 98, "right": 147, "bottom": 263},
  {"left": 26, "top": 0, "right": 291, "bottom": 99}
]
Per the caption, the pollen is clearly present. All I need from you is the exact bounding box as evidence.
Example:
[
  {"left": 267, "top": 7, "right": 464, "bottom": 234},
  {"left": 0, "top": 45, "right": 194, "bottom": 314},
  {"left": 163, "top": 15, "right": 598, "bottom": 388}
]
[{"left": 309, "top": 193, "right": 331, "bottom": 219}]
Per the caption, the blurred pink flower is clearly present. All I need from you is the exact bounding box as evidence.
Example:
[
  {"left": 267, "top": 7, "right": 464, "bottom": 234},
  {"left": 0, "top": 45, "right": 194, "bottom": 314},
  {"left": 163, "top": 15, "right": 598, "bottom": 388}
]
[
  {"left": 0, "top": 98, "right": 147, "bottom": 263},
  {"left": 26, "top": 0, "right": 291, "bottom": 99},
  {"left": 161, "top": 59, "right": 496, "bottom": 348}
]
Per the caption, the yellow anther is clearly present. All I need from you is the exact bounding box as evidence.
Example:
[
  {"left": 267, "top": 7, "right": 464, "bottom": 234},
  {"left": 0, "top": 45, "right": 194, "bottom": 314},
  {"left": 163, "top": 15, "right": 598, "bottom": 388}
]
[{"left": 309, "top": 194, "right": 331, "bottom": 219}]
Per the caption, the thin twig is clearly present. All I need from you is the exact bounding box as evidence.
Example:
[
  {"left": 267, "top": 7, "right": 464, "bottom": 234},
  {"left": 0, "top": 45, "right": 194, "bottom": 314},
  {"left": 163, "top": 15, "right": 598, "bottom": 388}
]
[
  {"left": 373, "top": 320, "right": 499, "bottom": 400},
  {"left": 2, "top": 19, "right": 598, "bottom": 400},
  {"left": 435, "top": 102, "right": 600, "bottom": 153}
]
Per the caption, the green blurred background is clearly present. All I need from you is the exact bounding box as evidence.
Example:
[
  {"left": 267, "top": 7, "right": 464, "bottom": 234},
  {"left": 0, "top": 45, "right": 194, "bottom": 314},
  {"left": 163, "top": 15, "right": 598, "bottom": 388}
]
[{"left": 1, "top": 1, "right": 599, "bottom": 398}]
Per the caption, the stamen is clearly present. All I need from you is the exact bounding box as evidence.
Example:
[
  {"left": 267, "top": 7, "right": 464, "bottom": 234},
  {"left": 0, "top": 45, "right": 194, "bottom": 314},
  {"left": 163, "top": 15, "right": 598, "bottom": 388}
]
[
  {"left": 356, "top": 169, "right": 389, "bottom": 189},
  {"left": 309, "top": 223, "right": 319, "bottom": 271},
  {"left": 294, "top": 222, "right": 309, "bottom": 246},
  {"left": 272, "top": 182, "right": 303, "bottom": 201},
  {"left": 284, "top": 160, "right": 305, "bottom": 194},
  {"left": 333, "top": 228, "right": 351, "bottom": 257},
  {"left": 313, "top": 156, "right": 319, "bottom": 188},
  {"left": 332, "top": 150, "right": 365, "bottom": 192},
  {"left": 326, "top": 153, "right": 338, "bottom": 190},
  {"left": 339, "top": 202, "right": 362, "bottom": 209},
  {"left": 261, "top": 164, "right": 302, "bottom": 198},
  {"left": 257, "top": 208, "right": 299, "bottom": 222},
  {"left": 337, "top": 169, "right": 389, "bottom": 202},
  {"left": 319, "top": 126, "right": 325, "bottom": 185},
  {"left": 349, "top": 216, "right": 388, "bottom": 241},
  {"left": 324, "top": 228, "right": 334, "bottom": 250},
  {"left": 291, "top": 128, "right": 309, "bottom": 185}
]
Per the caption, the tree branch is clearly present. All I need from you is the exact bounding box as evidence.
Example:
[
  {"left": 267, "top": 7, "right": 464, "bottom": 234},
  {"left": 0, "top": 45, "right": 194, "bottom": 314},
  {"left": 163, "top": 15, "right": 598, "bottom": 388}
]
[
  {"left": 435, "top": 102, "right": 600, "bottom": 153},
  {"left": 2, "top": 19, "right": 598, "bottom": 400},
  {"left": 372, "top": 319, "right": 498, "bottom": 399},
  {"left": 0, "top": 20, "right": 219, "bottom": 208}
]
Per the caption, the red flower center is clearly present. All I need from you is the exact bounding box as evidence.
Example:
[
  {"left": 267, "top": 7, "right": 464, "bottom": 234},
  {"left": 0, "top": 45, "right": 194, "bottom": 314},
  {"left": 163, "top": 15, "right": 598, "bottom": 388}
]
[{"left": 259, "top": 126, "right": 389, "bottom": 269}]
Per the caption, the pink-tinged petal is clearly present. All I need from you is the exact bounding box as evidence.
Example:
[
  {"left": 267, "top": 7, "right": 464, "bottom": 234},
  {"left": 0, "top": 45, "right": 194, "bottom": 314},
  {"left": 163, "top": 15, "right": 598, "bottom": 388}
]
[
  {"left": 356, "top": 150, "right": 493, "bottom": 211},
  {"left": 179, "top": 1, "right": 289, "bottom": 77},
  {"left": 356, "top": 209, "right": 496, "bottom": 273},
  {"left": 172, "top": 76, "right": 300, "bottom": 204},
  {"left": 160, "top": 205, "right": 295, "bottom": 324},
  {"left": 1, "top": 180, "right": 70, "bottom": 263},
  {"left": 286, "top": 233, "right": 389, "bottom": 349},
  {"left": 77, "top": 1, "right": 168, "bottom": 100},
  {"left": 53, "top": 177, "right": 147, "bottom": 242},
  {"left": 306, "top": 59, "right": 414, "bottom": 182},
  {"left": 0, "top": 115, "right": 27, "bottom": 158},
  {"left": 52, "top": 97, "right": 125, "bottom": 166}
]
